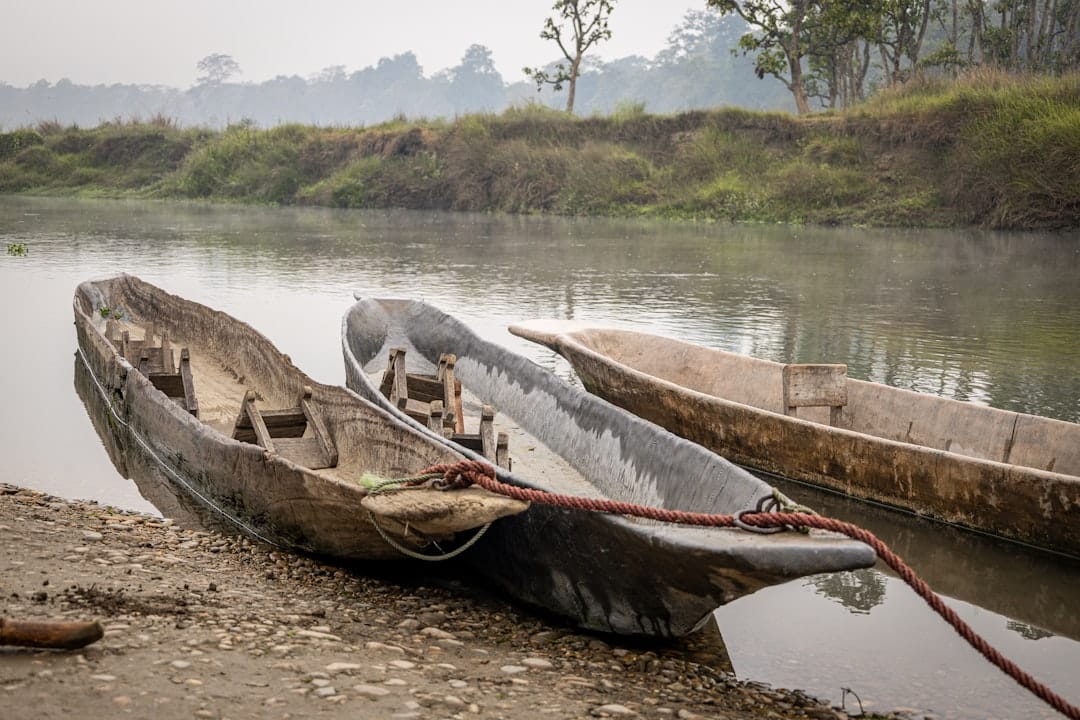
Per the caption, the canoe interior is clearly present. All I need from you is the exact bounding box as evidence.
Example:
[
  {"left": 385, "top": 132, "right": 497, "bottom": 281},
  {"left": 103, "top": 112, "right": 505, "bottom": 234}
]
[
  {"left": 571, "top": 328, "right": 1080, "bottom": 478},
  {"left": 75, "top": 276, "right": 432, "bottom": 483},
  {"left": 342, "top": 298, "right": 778, "bottom": 515},
  {"left": 341, "top": 299, "right": 886, "bottom": 637},
  {"left": 73, "top": 275, "right": 525, "bottom": 558}
]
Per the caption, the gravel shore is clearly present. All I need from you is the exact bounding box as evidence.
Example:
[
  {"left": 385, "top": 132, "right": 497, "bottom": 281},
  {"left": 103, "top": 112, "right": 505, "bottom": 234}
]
[{"left": 0, "top": 483, "right": 880, "bottom": 720}]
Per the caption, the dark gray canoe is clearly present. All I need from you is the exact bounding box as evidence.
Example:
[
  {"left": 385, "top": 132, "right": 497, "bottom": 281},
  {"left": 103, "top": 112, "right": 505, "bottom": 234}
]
[
  {"left": 74, "top": 275, "right": 525, "bottom": 561},
  {"left": 511, "top": 320, "right": 1080, "bottom": 558},
  {"left": 342, "top": 298, "right": 877, "bottom": 637}
]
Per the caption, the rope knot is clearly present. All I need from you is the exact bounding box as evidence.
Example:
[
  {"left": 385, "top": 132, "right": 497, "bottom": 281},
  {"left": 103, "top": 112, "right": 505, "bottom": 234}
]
[{"left": 420, "top": 460, "right": 497, "bottom": 491}]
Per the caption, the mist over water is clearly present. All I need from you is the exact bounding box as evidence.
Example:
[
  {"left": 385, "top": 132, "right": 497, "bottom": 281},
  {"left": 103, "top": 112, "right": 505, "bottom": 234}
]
[{"left": 2, "top": 196, "right": 1078, "bottom": 719}]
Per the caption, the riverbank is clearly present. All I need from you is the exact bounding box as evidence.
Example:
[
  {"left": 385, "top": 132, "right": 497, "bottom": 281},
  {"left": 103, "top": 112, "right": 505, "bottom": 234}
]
[
  {"left": 0, "top": 71, "right": 1076, "bottom": 230},
  {"left": 0, "top": 483, "right": 892, "bottom": 719}
]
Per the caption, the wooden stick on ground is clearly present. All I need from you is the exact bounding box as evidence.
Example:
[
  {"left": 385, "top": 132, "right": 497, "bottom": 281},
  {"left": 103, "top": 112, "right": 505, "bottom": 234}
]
[{"left": 0, "top": 617, "right": 104, "bottom": 650}]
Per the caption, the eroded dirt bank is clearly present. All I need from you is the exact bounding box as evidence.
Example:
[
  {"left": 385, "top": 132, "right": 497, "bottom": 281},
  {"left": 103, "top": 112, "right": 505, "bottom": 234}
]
[{"left": 0, "top": 483, "right": 879, "bottom": 719}]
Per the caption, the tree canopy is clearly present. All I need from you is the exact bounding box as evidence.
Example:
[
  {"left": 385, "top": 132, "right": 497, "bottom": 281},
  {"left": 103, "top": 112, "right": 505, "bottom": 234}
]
[
  {"left": 523, "top": 0, "right": 617, "bottom": 113},
  {"left": 196, "top": 54, "right": 241, "bottom": 86}
]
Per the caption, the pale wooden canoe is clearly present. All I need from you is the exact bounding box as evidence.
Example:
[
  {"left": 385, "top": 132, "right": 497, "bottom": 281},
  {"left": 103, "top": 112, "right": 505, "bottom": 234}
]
[
  {"left": 342, "top": 298, "right": 877, "bottom": 637},
  {"left": 74, "top": 275, "right": 526, "bottom": 561},
  {"left": 511, "top": 320, "right": 1080, "bottom": 558}
]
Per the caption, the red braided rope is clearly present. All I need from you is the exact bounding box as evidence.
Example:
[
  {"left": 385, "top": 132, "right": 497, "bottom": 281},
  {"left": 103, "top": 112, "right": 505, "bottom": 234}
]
[{"left": 423, "top": 460, "right": 1080, "bottom": 720}]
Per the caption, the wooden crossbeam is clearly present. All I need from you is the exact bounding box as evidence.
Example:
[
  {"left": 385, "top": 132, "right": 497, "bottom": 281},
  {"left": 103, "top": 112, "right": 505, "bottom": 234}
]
[
  {"left": 180, "top": 348, "right": 198, "bottom": 418},
  {"left": 377, "top": 349, "right": 508, "bottom": 469},
  {"left": 238, "top": 390, "right": 276, "bottom": 453},
  {"left": 496, "top": 432, "right": 510, "bottom": 471},
  {"left": 300, "top": 386, "right": 338, "bottom": 468},
  {"left": 782, "top": 363, "right": 848, "bottom": 426},
  {"left": 232, "top": 387, "right": 336, "bottom": 469},
  {"left": 438, "top": 354, "right": 464, "bottom": 433},
  {"left": 479, "top": 405, "right": 496, "bottom": 461}
]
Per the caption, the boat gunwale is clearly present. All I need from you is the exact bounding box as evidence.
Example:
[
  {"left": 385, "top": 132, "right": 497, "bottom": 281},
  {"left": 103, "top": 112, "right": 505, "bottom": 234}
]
[
  {"left": 74, "top": 275, "right": 531, "bottom": 560},
  {"left": 528, "top": 323, "right": 1080, "bottom": 485},
  {"left": 73, "top": 277, "right": 346, "bottom": 480}
]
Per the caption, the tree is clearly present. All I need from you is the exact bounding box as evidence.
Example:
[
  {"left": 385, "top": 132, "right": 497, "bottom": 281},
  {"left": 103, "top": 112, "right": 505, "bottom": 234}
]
[
  {"left": 707, "top": 0, "right": 818, "bottom": 113},
  {"left": 523, "top": 0, "right": 617, "bottom": 113},
  {"left": 196, "top": 53, "right": 241, "bottom": 85},
  {"left": 311, "top": 65, "right": 347, "bottom": 84},
  {"left": 804, "top": 0, "right": 880, "bottom": 109},
  {"left": 448, "top": 44, "right": 505, "bottom": 112},
  {"left": 875, "top": 0, "right": 936, "bottom": 84}
]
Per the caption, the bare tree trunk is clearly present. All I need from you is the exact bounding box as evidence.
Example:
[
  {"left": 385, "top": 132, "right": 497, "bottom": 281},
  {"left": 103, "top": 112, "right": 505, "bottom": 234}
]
[
  {"left": 1026, "top": 0, "right": 1039, "bottom": 68},
  {"left": 970, "top": 1, "right": 985, "bottom": 63},
  {"left": 1063, "top": 3, "right": 1080, "bottom": 68},
  {"left": 880, "top": 45, "right": 893, "bottom": 85},
  {"left": 857, "top": 40, "right": 871, "bottom": 98},
  {"left": 790, "top": 56, "right": 810, "bottom": 113},
  {"left": 951, "top": 0, "right": 959, "bottom": 48},
  {"left": 565, "top": 54, "right": 581, "bottom": 113},
  {"left": 911, "top": 0, "right": 933, "bottom": 68},
  {"left": 1035, "top": 0, "right": 1057, "bottom": 68},
  {"left": 787, "top": 6, "right": 810, "bottom": 114},
  {"left": 1009, "top": 7, "right": 1021, "bottom": 67}
]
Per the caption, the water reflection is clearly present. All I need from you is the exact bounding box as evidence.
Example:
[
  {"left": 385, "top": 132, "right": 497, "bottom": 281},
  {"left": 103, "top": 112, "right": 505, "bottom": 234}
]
[
  {"left": 806, "top": 569, "right": 887, "bottom": 615},
  {"left": 1008, "top": 621, "right": 1054, "bottom": 642},
  {"left": 73, "top": 353, "right": 237, "bottom": 534},
  {"left": 4, "top": 197, "right": 1078, "bottom": 424},
  {"left": 770, "top": 477, "right": 1080, "bottom": 642},
  {"left": 3, "top": 196, "right": 1078, "bottom": 720}
]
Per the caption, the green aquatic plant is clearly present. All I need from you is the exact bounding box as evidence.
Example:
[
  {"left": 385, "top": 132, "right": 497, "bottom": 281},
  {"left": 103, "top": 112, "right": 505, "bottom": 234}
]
[
  {"left": 99, "top": 306, "right": 124, "bottom": 320},
  {"left": 6, "top": 242, "right": 27, "bottom": 256}
]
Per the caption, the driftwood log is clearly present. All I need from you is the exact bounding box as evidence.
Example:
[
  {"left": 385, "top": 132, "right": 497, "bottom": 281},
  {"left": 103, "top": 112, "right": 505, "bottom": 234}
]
[{"left": 0, "top": 617, "right": 104, "bottom": 650}]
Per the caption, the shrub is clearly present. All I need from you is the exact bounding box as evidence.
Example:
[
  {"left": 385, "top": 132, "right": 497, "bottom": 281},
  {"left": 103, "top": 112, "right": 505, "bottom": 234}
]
[
  {"left": 14, "top": 145, "right": 57, "bottom": 172},
  {"left": 770, "top": 160, "right": 869, "bottom": 210},
  {"left": 0, "top": 130, "right": 45, "bottom": 160}
]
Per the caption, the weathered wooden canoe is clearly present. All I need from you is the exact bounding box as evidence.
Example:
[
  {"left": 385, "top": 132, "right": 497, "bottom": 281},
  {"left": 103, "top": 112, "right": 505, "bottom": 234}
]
[
  {"left": 342, "top": 298, "right": 877, "bottom": 637},
  {"left": 511, "top": 320, "right": 1080, "bottom": 558},
  {"left": 74, "top": 275, "right": 526, "bottom": 561}
]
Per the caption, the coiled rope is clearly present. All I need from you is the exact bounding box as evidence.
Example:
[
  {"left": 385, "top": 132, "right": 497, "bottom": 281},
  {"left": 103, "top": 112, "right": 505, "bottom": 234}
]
[{"left": 416, "top": 459, "right": 1080, "bottom": 720}]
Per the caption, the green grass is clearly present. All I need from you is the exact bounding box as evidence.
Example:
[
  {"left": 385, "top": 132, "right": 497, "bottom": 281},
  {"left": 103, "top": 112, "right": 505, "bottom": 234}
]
[{"left": 0, "top": 71, "right": 1076, "bottom": 229}]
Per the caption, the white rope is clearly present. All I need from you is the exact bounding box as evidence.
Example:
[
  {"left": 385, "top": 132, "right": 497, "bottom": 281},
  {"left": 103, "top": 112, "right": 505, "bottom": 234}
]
[
  {"left": 366, "top": 510, "right": 492, "bottom": 561},
  {"left": 76, "top": 347, "right": 283, "bottom": 548}
]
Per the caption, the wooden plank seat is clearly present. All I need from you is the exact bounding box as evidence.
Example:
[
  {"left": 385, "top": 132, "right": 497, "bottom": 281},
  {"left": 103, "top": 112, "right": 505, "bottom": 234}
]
[
  {"left": 108, "top": 321, "right": 173, "bottom": 375},
  {"left": 106, "top": 321, "right": 198, "bottom": 418},
  {"left": 379, "top": 348, "right": 464, "bottom": 432},
  {"left": 232, "top": 387, "right": 338, "bottom": 470},
  {"left": 430, "top": 404, "right": 510, "bottom": 471},
  {"left": 782, "top": 363, "right": 848, "bottom": 426},
  {"left": 147, "top": 348, "right": 199, "bottom": 418},
  {"left": 379, "top": 348, "right": 510, "bottom": 470}
]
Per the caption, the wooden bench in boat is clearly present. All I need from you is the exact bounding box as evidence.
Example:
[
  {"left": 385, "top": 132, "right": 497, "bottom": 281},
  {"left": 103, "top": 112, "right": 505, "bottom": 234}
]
[
  {"left": 427, "top": 402, "right": 511, "bottom": 470},
  {"left": 782, "top": 363, "right": 847, "bottom": 426},
  {"left": 379, "top": 348, "right": 510, "bottom": 470},
  {"left": 107, "top": 320, "right": 198, "bottom": 418},
  {"left": 146, "top": 348, "right": 199, "bottom": 419},
  {"left": 232, "top": 387, "right": 338, "bottom": 470},
  {"left": 380, "top": 348, "right": 464, "bottom": 432}
]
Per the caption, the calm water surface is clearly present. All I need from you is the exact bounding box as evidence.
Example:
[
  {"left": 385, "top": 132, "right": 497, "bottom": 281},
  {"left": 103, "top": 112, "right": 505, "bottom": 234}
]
[{"left": 2, "top": 197, "right": 1078, "bottom": 719}]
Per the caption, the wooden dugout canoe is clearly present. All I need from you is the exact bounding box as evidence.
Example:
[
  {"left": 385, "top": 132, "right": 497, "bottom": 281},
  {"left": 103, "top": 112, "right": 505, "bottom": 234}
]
[
  {"left": 74, "top": 275, "right": 526, "bottom": 561},
  {"left": 510, "top": 320, "right": 1080, "bottom": 558},
  {"left": 342, "top": 298, "right": 877, "bottom": 638}
]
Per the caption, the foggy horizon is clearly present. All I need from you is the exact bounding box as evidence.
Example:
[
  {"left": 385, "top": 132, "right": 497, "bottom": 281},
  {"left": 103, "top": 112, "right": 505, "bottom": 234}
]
[{"left": 2, "top": 1, "right": 702, "bottom": 89}]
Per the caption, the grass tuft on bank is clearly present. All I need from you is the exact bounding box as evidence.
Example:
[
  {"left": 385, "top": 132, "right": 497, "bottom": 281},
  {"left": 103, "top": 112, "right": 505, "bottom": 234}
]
[{"left": 1, "top": 71, "right": 1077, "bottom": 229}]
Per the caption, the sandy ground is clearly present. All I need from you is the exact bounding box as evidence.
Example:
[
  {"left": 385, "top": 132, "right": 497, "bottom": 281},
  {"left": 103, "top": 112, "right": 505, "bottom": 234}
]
[{"left": 0, "top": 483, "right": 882, "bottom": 720}]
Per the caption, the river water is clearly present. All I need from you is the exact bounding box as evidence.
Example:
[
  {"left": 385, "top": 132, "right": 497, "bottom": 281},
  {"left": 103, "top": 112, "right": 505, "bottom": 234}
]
[{"left": 2, "top": 196, "right": 1078, "bottom": 719}]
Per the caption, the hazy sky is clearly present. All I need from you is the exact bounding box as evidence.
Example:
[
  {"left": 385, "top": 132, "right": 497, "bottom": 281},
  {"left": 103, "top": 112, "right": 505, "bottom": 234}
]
[{"left": 3, "top": 1, "right": 705, "bottom": 88}]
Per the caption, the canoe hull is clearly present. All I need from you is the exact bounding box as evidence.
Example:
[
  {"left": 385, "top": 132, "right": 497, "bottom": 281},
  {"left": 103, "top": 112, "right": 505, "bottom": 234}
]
[
  {"left": 512, "top": 322, "right": 1080, "bottom": 558},
  {"left": 74, "top": 275, "right": 519, "bottom": 562},
  {"left": 343, "top": 299, "right": 877, "bottom": 637}
]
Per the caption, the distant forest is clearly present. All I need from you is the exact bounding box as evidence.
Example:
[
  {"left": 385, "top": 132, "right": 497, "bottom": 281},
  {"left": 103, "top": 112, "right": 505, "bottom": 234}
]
[
  {"left": 1, "top": 13, "right": 792, "bottom": 129},
  {"left": 2, "top": 1, "right": 1076, "bottom": 129}
]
